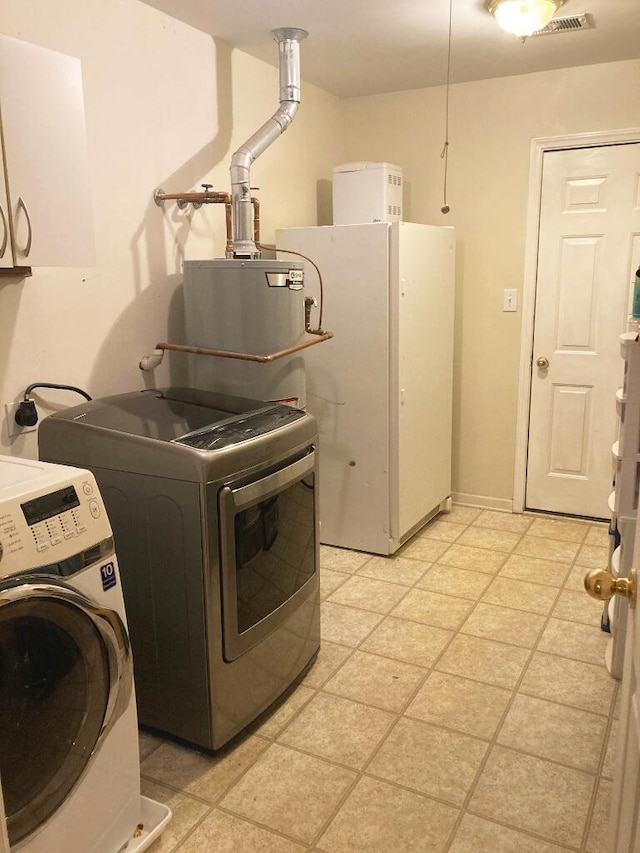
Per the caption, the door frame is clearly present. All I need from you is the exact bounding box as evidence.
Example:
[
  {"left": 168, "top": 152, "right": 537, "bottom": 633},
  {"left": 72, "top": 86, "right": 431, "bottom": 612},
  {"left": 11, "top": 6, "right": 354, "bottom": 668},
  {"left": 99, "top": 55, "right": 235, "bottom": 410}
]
[{"left": 513, "top": 127, "right": 640, "bottom": 514}]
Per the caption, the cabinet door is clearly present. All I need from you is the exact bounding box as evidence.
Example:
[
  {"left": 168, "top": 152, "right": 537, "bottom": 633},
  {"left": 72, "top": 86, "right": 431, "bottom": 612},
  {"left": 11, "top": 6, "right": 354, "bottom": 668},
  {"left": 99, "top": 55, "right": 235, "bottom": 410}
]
[
  {"left": 278, "top": 224, "right": 392, "bottom": 554},
  {"left": 0, "top": 160, "right": 13, "bottom": 268},
  {"left": 0, "top": 35, "right": 95, "bottom": 267},
  {"left": 390, "top": 223, "right": 455, "bottom": 539}
]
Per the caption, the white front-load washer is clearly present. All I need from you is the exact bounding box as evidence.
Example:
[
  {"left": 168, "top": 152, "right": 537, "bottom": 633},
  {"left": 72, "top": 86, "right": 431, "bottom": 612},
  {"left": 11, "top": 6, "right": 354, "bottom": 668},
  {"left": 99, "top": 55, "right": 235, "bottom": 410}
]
[{"left": 0, "top": 456, "right": 157, "bottom": 853}]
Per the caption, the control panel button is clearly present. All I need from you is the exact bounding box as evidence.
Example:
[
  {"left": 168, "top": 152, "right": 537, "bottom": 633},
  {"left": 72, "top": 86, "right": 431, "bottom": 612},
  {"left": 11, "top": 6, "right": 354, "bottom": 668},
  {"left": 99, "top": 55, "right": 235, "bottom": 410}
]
[
  {"left": 64, "top": 531, "right": 76, "bottom": 539},
  {"left": 88, "top": 500, "right": 101, "bottom": 519},
  {"left": 82, "top": 482, "right": 94, "bottom": 496},
  {"left": 50, "top": 536, "right": 63, "bottom": 546},
  {"left": 36, "top": 543, "right": 50, "bottom": 553}
]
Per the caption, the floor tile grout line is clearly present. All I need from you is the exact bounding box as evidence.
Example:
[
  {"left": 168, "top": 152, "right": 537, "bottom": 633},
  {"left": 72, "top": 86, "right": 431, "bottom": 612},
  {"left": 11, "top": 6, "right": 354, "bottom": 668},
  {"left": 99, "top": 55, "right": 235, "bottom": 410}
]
[
  {"left": 296, "top": 543, "right": 590, "bottom": 849},
  {"left": 259, "top": 729, "right": 487, "bottom": 847},
  {"left": 202, "top": 799, "right": 317, "bottom": 850},
  {"left": 357, "top": 516, "right": 604, "bottom": 847},
  {"left": 452, "top": 534, "right": 613, "bottom": 832},
  {"left": 312, "top": 520, "right": 608, "bottom": 849},
  {"left": 297, "top": 541, "right": 486, "bottom": 850},
  {"left": 578, "top": 679, "right": 620, "bottom": 853},
  {"left": 459, "top": 809, "right": 585, "bottom": 852},
  {"left": 447, "top": 527, "right": 616, "bottom": 852},
  {"left": 143, "top": 741, "right": 321, "bottom": 850},
  {"left": 165, "top": 803, "right": 215, "bottom": 853},
  {"left": 580, "top": 774, "right": 613, "bottom": 853},
  {"left": 139, "top": 732, "right": 274, "bottom": 807},
  {"left": 316, "top": 532, "right": 539, "bottom": 850},
  {"left": 469, "top": 739, "right": 601, "bottom": 778},
  {"left": 430, "top": 554, "right": 571, "bottom": 589},
  {"left": 272, "top": 682, "right": 609, "bottom": 782},
  {"left": 150, "top": 691, "right": 610, "bottom": 853},
  {"left": 164, "top": 518, "right": 611, "bottom": 852},
  {"left": 442, "top": 563, "right": 567, "bottom": 851}
]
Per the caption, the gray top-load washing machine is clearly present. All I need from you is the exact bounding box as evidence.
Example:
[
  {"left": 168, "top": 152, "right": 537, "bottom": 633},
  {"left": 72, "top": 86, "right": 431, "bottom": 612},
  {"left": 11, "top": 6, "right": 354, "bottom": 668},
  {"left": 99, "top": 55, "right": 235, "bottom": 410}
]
[{"left": 39, "top": 387, "right": 320, "bottom": 750}]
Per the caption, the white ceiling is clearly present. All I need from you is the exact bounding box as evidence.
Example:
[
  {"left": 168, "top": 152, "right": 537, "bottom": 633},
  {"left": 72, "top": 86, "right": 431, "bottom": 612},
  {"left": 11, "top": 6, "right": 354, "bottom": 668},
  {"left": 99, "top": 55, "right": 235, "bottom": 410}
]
[{"left": 141, "top": 0, "right": 639, "bottom": 99}]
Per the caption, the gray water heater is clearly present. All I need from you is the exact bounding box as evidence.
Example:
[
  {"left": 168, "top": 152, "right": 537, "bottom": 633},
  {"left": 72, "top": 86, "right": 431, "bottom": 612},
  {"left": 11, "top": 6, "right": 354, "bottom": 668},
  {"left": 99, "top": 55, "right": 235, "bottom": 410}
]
[{"left": 183, "top": 259, "right": 307, "bottom": 408}]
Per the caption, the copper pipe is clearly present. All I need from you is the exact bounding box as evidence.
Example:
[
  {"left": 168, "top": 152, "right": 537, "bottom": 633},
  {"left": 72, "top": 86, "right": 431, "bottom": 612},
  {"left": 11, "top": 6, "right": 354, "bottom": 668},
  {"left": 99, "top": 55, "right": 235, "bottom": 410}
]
[
  {"left": 251, "top": 197, "right": 260, "bottom": 246},
  {"left": 270, "top": 244, "right": 327, "bottom": 332},
  {"left": 223, "top": 202, "right": 233, "bottom": 255},
  {"left": 304, "top": 296, "right": 325, "bottom": 336},
  {"left": 154, "top": 332, "right": 333, "bottom": 364}
]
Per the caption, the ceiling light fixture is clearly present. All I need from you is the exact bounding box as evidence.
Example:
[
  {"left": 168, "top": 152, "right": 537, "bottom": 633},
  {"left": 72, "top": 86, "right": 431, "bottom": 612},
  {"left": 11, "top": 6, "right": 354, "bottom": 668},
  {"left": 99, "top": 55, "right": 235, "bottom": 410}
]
[{"left": 487, "top": 0, "right": 565, "bottom": 40}]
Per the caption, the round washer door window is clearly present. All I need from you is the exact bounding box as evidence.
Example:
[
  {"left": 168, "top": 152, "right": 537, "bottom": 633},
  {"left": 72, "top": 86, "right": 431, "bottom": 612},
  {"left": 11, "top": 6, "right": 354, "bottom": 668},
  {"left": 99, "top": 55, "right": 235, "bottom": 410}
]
[{"left": 0, "top": 596, "right": 111, "bottom": 846}]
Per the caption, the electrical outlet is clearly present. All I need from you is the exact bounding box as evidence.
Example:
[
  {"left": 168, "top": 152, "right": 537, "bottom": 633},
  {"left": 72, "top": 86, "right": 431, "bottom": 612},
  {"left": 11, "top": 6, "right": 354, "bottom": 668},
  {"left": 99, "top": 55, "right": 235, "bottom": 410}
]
[
  {"left": 503, "top": 289, "right": 518, "bottom": 312},
  {"left": 4, "top": 402, "right": 38, "bottom": 437}
]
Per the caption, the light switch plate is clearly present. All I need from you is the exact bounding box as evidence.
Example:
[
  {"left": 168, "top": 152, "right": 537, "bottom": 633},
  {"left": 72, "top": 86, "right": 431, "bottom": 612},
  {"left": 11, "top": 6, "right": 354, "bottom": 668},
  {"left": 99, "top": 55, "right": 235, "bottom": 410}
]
[{"left": 503, "top": 289, "right": 518, "bottom": 312}]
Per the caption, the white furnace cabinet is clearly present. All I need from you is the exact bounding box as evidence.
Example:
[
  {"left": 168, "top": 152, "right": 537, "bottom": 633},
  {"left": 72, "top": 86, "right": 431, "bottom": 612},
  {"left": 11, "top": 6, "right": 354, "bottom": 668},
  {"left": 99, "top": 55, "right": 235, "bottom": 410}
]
[{"left": 277, "top": 222, "right": 455, "bottom": 555}]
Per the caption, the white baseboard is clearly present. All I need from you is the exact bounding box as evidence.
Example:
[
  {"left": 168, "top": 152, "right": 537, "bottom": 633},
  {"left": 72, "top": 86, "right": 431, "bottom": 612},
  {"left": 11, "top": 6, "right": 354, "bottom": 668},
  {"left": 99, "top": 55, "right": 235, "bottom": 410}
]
[{"left": 451, "top": 492, "right": 514, "bottom": 513}]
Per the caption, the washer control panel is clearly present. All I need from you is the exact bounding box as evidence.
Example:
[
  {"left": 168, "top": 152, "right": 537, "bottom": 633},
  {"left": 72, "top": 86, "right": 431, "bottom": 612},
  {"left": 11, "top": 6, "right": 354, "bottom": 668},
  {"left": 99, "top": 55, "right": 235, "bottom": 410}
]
[{"left": 0, "top": 458, "right": 112, "bottom": 577}]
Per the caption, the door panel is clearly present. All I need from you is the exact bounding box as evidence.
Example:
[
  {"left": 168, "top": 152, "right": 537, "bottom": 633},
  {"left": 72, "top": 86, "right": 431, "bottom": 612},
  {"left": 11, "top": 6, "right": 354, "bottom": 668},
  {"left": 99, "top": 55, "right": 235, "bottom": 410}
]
[
  {"left": 527, "top": 143, "right": 640, "bottom": 518},
  {"left": 549, "top": 385, "right": 591, "bottom": 475},
  {"left": 611, "top": 526, "right": 640, "bottom": 851},
  {"left": 556, "top": 238, "right": 599, "bottom": 349}
]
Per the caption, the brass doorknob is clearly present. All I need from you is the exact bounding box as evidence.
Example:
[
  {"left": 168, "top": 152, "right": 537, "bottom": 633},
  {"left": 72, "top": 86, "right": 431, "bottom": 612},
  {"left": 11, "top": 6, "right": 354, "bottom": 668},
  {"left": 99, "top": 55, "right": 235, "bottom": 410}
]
[
  {"left": 584, "top": 568, "right": 636, "bottom": 609},
  {"left": 536, "top": 356, "right": 549, "bottom": 369}
]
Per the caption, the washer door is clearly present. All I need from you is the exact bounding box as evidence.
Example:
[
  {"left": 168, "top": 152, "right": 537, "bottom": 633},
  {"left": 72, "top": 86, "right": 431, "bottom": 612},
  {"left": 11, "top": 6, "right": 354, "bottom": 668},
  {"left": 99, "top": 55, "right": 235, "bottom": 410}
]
[{"left": 0, "top": 580, "right": 132, "bottom": 847}]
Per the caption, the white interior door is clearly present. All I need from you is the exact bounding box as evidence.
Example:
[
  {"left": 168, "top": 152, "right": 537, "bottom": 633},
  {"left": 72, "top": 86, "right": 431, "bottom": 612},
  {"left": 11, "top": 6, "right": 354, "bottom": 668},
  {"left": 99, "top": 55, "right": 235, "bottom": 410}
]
[
  {"left": 527, "top": 143, "right": 640, "bottom": 518},
  {"left": 610, "top": 524, "right": 640, "bottom": 851}
]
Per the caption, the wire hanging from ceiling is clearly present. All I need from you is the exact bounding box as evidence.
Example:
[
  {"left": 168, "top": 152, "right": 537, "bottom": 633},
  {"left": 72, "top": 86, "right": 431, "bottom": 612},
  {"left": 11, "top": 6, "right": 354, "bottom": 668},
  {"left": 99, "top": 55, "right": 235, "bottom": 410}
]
[{"left": 440, "top": 0, "right": 453, "bottom": 214}]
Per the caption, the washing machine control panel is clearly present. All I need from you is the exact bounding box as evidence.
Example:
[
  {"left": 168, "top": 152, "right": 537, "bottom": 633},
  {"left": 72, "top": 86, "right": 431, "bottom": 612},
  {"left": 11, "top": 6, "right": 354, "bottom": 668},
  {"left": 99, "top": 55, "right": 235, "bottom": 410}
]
[
  {"left": 0, "top": 459, "right": 112, "bottom": 577},
  {"left": 175, "top": 404, "right": 307, "bottom": 450}
]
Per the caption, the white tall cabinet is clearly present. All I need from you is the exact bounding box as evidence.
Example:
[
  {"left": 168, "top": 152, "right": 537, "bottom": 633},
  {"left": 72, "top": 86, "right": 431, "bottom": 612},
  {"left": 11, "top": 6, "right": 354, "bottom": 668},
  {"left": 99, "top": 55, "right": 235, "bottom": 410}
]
[
  {"left": 277, "top": 222, "right": 455, "bottom": 555},
  {"left": 0, "top": 35, "right": 94, "bottom": 270}
]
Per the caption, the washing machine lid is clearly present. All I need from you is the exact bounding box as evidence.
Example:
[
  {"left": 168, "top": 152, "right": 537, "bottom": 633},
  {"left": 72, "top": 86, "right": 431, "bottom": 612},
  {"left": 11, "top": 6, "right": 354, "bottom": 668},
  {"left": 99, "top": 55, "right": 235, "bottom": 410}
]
[
  {"left": 64, "top": 387, "right": 272, "bottom": 443},
  {"left": 39, "top": 388, "right": 318, "bottom": 483}
]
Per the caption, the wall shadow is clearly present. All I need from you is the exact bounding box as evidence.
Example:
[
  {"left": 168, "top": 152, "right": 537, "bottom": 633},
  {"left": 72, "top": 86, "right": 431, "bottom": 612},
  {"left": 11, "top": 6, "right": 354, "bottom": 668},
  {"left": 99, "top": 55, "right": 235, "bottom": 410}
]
[
  {"left": 316, "top": 178, "right": 332, "bottom": 225},
  {"left": 89, "top": 37, "right": 233, "bottom": 395},
  {"left": 450, "top": 239, "right": 465, "bottom": 493}
]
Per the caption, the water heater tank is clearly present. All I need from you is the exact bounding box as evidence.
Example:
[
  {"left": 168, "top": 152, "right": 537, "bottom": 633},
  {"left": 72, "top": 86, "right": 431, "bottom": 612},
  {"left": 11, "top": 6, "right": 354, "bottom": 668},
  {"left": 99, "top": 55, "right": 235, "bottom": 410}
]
[{"left": 183, "top": 259, "right": 307, "bottom": 407}]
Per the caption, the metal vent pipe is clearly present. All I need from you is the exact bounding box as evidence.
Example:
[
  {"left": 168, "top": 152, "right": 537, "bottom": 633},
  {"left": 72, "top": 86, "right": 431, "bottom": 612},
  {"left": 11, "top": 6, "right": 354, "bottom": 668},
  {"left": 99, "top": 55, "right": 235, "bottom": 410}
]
[{"left": 230, "top": 27, "right": 308, "bottom": 258}]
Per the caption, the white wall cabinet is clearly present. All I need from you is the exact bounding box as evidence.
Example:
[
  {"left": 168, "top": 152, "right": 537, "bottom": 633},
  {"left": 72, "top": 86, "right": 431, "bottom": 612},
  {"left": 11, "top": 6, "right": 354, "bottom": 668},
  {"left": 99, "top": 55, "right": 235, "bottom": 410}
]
[{"left": 0, "top": 34, "right": 94, "bottom": 270}]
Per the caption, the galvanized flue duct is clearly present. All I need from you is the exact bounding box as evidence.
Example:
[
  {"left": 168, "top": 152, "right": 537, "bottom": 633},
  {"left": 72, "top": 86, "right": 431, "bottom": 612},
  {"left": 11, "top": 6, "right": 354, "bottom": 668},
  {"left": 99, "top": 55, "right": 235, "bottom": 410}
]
[{"left": 229, "top": 27, "right": 308, "bottom": 258}]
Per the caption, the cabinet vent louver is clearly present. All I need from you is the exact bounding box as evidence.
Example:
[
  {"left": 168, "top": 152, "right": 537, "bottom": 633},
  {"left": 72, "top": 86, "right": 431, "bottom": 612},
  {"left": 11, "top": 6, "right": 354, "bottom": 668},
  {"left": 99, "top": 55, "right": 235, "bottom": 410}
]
[{"left": 530, "top": 13, "right": 593, "bottom": 36}]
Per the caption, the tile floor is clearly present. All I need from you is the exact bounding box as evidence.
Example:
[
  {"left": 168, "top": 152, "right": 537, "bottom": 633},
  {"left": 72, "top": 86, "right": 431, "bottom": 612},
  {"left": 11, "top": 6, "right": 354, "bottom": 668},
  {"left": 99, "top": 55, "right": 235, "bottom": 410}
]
[{"left": 139, "top": 506, "right": 618, "bottom": 852}]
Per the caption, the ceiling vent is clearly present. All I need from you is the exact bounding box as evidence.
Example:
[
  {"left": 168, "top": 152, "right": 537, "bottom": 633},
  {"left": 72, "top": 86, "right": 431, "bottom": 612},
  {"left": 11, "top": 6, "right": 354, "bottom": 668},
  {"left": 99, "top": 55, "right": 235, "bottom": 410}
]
[{"left": 530, "top": 13, "right": 593, "bottom": 36}]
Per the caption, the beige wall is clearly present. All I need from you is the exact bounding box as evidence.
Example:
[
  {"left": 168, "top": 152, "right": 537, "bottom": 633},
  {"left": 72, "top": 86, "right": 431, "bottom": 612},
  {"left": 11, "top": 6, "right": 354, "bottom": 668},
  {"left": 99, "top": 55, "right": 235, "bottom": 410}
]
[
  {"left": 2, "top": 0, "right": 638, "bottom": 506},
  {"left": 0, "top": 0, "right": 343, "bottom": 458},
  {"left": 341, "top": 60, "right": 640, "bottom": 504}
]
